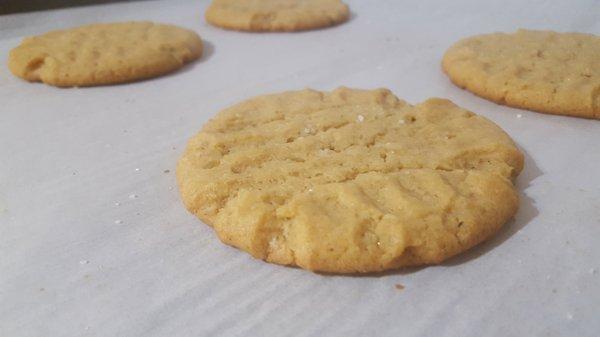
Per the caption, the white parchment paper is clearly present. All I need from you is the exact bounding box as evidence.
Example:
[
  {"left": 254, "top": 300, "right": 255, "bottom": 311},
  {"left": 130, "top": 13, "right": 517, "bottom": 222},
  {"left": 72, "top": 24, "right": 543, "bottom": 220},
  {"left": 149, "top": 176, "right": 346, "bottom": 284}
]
[{"left": 1, "top": 1, "right": 599, "bottom": 336}]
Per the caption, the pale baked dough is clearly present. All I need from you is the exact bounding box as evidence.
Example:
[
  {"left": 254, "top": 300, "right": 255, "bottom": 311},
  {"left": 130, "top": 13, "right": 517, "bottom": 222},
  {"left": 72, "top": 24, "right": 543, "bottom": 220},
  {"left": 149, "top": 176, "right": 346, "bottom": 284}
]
[
  {"left": 205, "top": 0, "right": 350, "bottom": 32},
  {"left": 177, "top": 87, "right": 524, "bottom": 273},
  {"left": 8, "top": 22, "right": 203, "bottom": 87},
  {"left": 443, "top": 29, "right": 600, "bottom": 119}
]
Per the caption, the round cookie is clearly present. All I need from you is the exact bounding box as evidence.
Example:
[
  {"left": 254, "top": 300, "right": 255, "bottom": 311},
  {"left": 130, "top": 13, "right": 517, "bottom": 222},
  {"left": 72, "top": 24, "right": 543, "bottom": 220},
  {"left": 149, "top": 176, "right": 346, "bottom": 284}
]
[
  {"left": 443, "top": 29, "right": 600, "bottom": 119},
  {"left": 8, "top": 22, "right": 203, "bottom": 87},
  {"left": 177, "top": 87, "right": 524, "bottom": 273},
  {"left": 205, "top": 0, "right": 350, "bottom": 32}
]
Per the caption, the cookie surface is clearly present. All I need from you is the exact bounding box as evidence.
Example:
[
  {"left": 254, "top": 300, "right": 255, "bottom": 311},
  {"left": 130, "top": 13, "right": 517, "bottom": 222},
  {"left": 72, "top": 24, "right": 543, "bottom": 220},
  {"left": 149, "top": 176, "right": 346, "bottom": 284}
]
[
  {"left": 8, "top": 22, "right": 203, "bottom": 87},
  {"left": 443, "top": 29, "right": 600, "bottom": 119},
  {"left": 205, "top": 0, "right": 349, "bottom": 32},
  {"left": 177, "top": 88, "right": 524, "bottom": 273}
]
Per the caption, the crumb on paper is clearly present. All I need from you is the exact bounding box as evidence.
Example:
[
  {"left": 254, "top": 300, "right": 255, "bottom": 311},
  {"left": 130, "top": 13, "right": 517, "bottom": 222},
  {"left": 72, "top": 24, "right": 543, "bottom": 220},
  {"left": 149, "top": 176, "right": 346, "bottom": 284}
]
[
  {"left": 164, "top": 169, "right": 170, "bottom": 173},
  {"left": 395, "top": 283, "right": 405, "bottom": 290}
]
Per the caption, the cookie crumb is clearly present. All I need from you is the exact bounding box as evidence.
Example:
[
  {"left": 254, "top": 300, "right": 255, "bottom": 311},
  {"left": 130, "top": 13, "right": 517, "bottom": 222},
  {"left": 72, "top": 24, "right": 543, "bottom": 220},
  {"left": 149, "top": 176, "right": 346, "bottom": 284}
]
[
  {"left": 303, "top": 127, "right": 314, "bottom": 135},
  {"left": 79, "top": 260, "right": 89, "bottom": 265},
  {"left": 114, "top": 220, "right": 123, "bottom": 224},
  {"left": 395, "top": 284, "right": 405, "bottom": 290},
  {"left": 129, "top": 194, "right": 138, "bottom": 199},
  {"left": 164, "top": 169, "right": 170, "bottom": 173}
]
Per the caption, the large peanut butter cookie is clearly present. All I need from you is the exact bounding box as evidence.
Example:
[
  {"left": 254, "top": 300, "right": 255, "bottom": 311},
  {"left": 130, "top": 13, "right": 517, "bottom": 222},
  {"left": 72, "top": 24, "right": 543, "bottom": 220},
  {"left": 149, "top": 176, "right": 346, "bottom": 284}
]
[
  {"left": 205, "top": 0, "right": 349, "bottom": 32},
  {"left": 8, "top": 22, "right": 203, "bottom": 87},
  {"left": 443, "top": 29, "right": 600, "bottom": 119},
  {"left": 177, "top": 88, "right": 524, "bottom": 273}
]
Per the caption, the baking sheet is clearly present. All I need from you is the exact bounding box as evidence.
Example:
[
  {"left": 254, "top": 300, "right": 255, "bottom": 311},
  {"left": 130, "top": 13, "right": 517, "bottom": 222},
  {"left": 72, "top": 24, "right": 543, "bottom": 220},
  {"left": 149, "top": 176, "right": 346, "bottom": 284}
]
[{"left": 1, "top": 0, "right": 599, "bottom": 336}]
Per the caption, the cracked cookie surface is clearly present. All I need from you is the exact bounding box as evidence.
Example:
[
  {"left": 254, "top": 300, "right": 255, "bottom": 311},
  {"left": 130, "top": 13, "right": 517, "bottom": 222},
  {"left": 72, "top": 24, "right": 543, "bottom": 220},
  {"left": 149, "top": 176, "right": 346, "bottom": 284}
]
[
  {"left": 443, "top": 29, "right": 600, "bottom": 119},
  {"left": 177, "top": 87, "right": 524, "bottom": 273},
  {"left": 205, "top": 0, "right": 349, "bottom": 32},
  {"left": 8, "top": 22, "right": 202, "bottom": 87}
]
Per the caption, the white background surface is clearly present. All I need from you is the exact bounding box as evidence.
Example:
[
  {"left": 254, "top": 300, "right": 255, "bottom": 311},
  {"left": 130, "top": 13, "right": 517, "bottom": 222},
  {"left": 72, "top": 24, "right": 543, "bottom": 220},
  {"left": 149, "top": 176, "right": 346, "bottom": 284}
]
[{"left": 1, "top": 0, "right": 599, "bottom": 336}]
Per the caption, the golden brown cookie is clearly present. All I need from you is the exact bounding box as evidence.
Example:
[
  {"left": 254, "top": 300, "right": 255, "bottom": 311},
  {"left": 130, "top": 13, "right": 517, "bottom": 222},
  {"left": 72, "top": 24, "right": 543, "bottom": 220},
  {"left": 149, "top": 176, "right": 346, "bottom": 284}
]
[
  {"left": 177, "top": 87, "right": 524, "bottom": 273},
  {"left": 8, "top": 22, "right": 203, "bottom": 87},
  {"left": 443, "top": 29, "right": 600, "bottom": 119},
  {"left": 205, "top": 0, "right": 350, "bottom": 32}
]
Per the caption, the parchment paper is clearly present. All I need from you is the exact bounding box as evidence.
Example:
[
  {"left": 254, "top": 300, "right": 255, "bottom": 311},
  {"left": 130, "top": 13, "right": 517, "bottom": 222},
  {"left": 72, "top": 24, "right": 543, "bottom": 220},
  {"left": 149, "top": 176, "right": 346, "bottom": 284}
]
[{"left": 1, "top": 1, "right": 599, "bottom": 336}]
